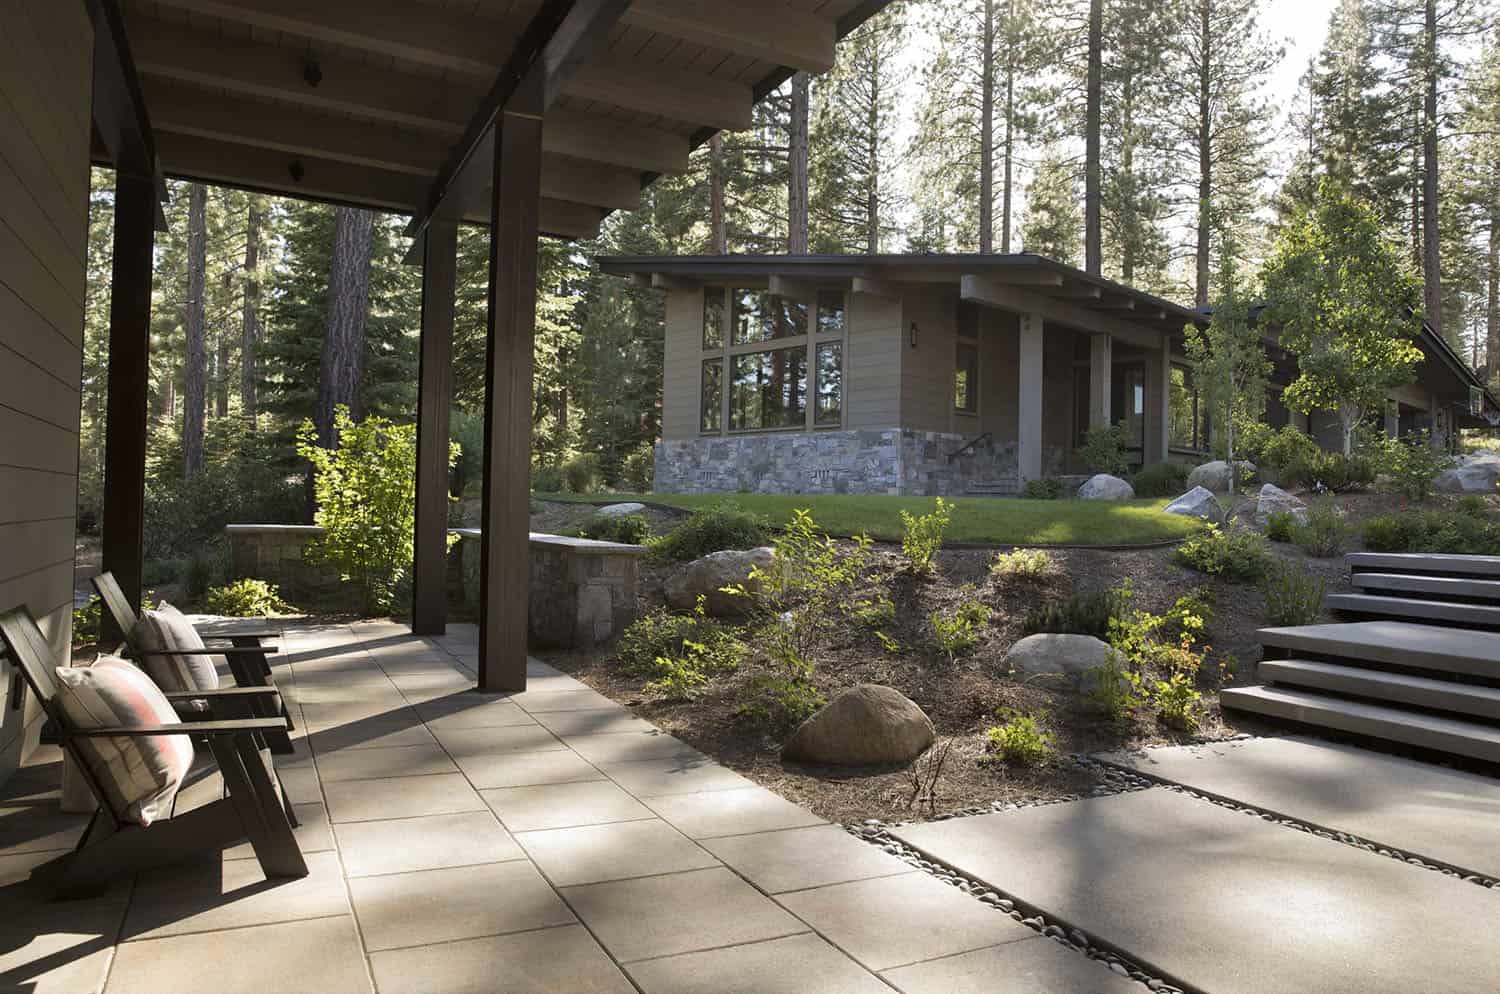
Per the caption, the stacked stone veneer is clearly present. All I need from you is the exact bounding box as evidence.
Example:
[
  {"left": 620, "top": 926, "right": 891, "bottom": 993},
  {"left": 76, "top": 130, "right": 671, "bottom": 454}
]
[
  {"left": 225, "top": 525, "right": 350, "bottom": 605},
  {"left": 654, "top": 429, "right": 1021, "bottom": 496}
]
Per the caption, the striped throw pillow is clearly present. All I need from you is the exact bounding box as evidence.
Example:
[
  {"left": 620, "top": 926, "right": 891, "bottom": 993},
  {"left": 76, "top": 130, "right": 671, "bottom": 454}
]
[
  {"left": 54, "top": 656, "right": 195, "bottom": 826},
  {"left": 132, "top": 601, "right": 222, "bottom": 693}
]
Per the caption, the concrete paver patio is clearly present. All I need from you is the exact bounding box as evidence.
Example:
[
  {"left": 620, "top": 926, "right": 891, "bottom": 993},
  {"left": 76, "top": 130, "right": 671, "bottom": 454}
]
[{"left": 2, "top": 620, "right": 1129, "bottom": 994}]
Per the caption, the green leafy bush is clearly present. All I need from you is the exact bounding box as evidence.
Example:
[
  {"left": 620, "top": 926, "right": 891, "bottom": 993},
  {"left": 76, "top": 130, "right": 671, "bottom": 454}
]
[
  {"left": 561, "top": 453, "right": 602, "bottom": 494},
  {"left": 738, "top": 675, "right": 825, "bottom": 735},
  {"left": 1281, "top": 451, "right": 1375, "bottom": 493},
  {"left": 1291, "top": 499, "right": 1348, "bottom": 558},
  {"left": 1175, "top": 525, "right": 1268, "bottom": 582},
  {"left": 986, "top": 713, "right": 1052, "bottom": 765},
  {"left": 931, "top": 596, "right": 991, "bottom": 660},
  {"left": 298, "top": 406, "right": 458, "bottom": 614},
  {"left": 1086, "top": 654, "right": 1141, "bottom": 720},
  {"left": 1021, "top": 478, "right": 1065, "bottom": 500},
  {"left": 1105, "top": 587, "right": 1213, "bottom": 730},
  {"left": 1366, "top": 431, "right": 1451, "bottom": 501},
  {"left": 1362, "top": 515, "right": 1408, "bottom": 551},
  {"left": 531, "top": 464, "right": 565, "bottom": 493},
  {"left": 204, "top": 578, "right": 292, "bottom": 617},
  {"left": 1256, "top": 425, "right": 1322, "bottom": 477},
  {"left": 850, "top": 592, "right": 896, "bottom": 628},
  {"left": 616, "top": 599, "right": 742, "bottom": 700},
  {"left": 899, "top": 497, "right": 952, "bottom": 575},
  {"left": 1260, "top": 559, "right": 1325, "bottom": 627},
  {"left": 1131, "top": 461, "right": 1189, "bottom": 498},
  {"left": 649, "top": 503, "right": 770, "bottom": 562},
  {"left": 1151, "top": 672, "right": 1202, "bottom": 730},
  {"left": 990, "top": 548, "right": 1057, "bottom": 581},
  {"left": 1077, "top": 422, "right": 1130, "bottom": 475},
  {"left": 1459, "top": 495, "right": 1488, "bottom": 517},
  {"left": 73, "top": 597, "right": 101, "bottom": 647},
  {"left": 1362, "top": 510, "right": 1500, "bottom": 555},
  {"left": 1263, "top": 511, "right": 1297, "bottom": 543},
  {"left": 1022, "top": 587, "right": 1128, "bottom": 639},
  {"left": 576, "top": 513, "right": 649, "bottom": 545},
  {"left": 618, "top": 443, "right": 655, "bottom": 493}
]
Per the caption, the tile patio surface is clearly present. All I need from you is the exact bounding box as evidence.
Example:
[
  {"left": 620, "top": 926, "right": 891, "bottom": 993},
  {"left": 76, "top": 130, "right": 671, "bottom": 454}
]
[{"left": 0, "top": 621, "right": 1129, "bottom": 994}]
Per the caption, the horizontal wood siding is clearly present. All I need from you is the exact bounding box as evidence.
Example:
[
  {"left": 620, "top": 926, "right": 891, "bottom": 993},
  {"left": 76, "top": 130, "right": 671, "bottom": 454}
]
[
  {"left": 900, "top": 285, "right": 976, "bottom": 435},
  {"left": 845, "top": 291, "right": 901, "bottom": 429},
  {"left": 980, "top": 308, "right": 1019, "bottom": 443},
  {"left": 661, "top": 288, "right": 703, "bottom": 440},
  {"left": 0, "top": 0, "right": 92, "bottom": 783}
]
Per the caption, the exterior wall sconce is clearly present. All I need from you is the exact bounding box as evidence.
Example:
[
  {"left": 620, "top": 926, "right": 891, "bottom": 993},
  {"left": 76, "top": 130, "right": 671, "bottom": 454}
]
[{"left": 909, "top": 321, "right": 918, "bottom": 348}]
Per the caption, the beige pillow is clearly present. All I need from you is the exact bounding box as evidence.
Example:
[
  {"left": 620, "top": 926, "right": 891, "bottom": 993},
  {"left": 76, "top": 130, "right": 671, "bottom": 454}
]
[{"left": 132, "top": 601, "right": 222, "bottom": 693}]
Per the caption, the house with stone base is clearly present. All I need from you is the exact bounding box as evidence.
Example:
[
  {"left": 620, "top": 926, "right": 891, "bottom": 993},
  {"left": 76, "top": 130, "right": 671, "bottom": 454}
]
[{"left": 596, "top": 254, "right": 1499, "bottom": 497}]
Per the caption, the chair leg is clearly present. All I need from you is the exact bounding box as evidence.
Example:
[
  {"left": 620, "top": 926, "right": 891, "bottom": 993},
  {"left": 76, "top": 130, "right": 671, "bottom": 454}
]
[
  {"left": 223, "top": 654, "right": 295, "bottom": 754},
  {"left": 212, "top": 734, "right": 306, "bottom": 879}
]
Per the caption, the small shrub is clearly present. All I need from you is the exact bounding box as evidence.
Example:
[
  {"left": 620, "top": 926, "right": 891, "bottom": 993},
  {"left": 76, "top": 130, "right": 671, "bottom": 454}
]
[
  {"left": 1367, "top": 430, "right": 1451, "bottom": 501},
  {"left": 1260, "top": 559, "right": 1325, "bottom": 627},
  {"left": 616, "top": 600, "right": 742, "bottom": 679},
  {"left": 1022, "top": 587, "right": 1128, "bottom": 639},
  {"left": 1263, "top": 511, "right": 1297, "bottom": 543},
  {"left": 204, "top": 578, "right": 292, "bottom": 617},
  {"left": 618, "top": 443, "right": 655, "bottom": 493},
  {"left": 1151, "top": 671, "right": 1202, "bottom": 730},
  {"left": 1077, "top": 421, "right": 1129, "bottom": 475},
  {"left": 142, "top": 559, "right": 185, "bottom": 586},
  {"left": 1282, "top": 451, "right": 1375, "bottom": 493},
  {"left": 850, "top": 592, "right": 896, "bottom": 628},
  {"left": 1291, "top": 499, "right": 1348, "bottom": 558},
  {"left": 649, "top": 503, "right": 770, "bottom": 562},
  {"left": 1361, "top": 510, "right": 1500, "bottom": 555},
  {"left": 1131, "top": 461, "right": 1189, "bottom": 498},
  {"left": 1256, "top": 425, "right": 1322, "bottom": 476},
  {"left": 183, "top": 550, "right": 220, "bottom": 602},
  {"left": 931, "top": 596, "right": 991, "bottom": 660},
  {"left": 576, "top": 513, "right": 649, "bottom": 545},
  {"left": 73, "top": 597, "right": 101, "bottom": 646},
  {"left": 876, "top": 631, "right": 903, "bottom": 654},
  {"left": 990, "top": 548, "right": 1057, "bottom": 581},
  {"left": 1362, "top": 514, "right": 1409, "bottom": 551},
  {"left": 738, "top": 675, "right": 824, "bottom": 735},
  {"left": 1021, "top": 478, "right": 1065, "bottom": 500},
  {"left": 531, "top": 464, "right": 565, "bottom": 493},
  {"left": 1086, "top": 654, "right": 1141, "bottom": 720},
  {"left": 899, "top": 497, "right": 952, "bottom": 575},
  {"left": 561, "top": 453, "right": 602, "bottom": 494},
  {"left": 1175, "top": 525, "right": 1268, "bottom": 582},
  {"left": 1459, "top": 495, "right": 1489, "bottom": 517},
  {"left": 986, "top": 713, "right": 1052, "bottom": 766}
]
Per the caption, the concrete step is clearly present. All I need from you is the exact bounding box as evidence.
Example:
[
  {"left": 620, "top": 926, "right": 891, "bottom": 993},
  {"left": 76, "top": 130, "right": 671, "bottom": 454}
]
[
  {"left": 1352, "top": 572, "right": 1500, "bottom": 603},
  {"left": 1347, "top": 552, "right": 1500, "bottom": 579},
  {"left": 1326, "top": 593, "right": 1500, "bottom": 629},
  {"left": 1259, "top": 658, "right": 1500, "bottom": 721},
  {"left": 1258, "top": 621, "right": 1500, "bottom": 679},
  {"left": 1220, "top": 685, "right": 1500, "bottom": 764}
]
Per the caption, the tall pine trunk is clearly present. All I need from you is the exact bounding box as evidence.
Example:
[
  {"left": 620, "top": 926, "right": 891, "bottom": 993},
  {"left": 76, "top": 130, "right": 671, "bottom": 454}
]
[
  {"left": 788, "top": 71, "right": 810, "bottom": 254},
  {"left": 215, "top": 269, "right": 230, "bottom": 418},
  {"left": 979, "top": 0, "right": 996, "bottom": 254},
  {"left": 1085, "top": 0, "right": 1102, "bottom": 275},
  {"left": 1121, "top": 70, "right": 1136, "bottom": 283},
  {"left": 315, "top": 207, "right": 375, "bottom": 448},
  {"left": 241, "top": 200, "right": 261, "bottom": 423},
  {"left": 1420, "top": 0, "right": 1441, "bottom": 337},
  {"left": 1194, "top": 0, "right": 1212, "bottom": 307},
  {"left": 1001, "top": 4, "right": 1015, "bottom": 254},
  {"left": 866, "top": 54, "right": 881, "bottom": 254},
  {"left": 709, "top": 134, "right": 727, "bottom": 253},
  {"left": 183, "top": 183, "right": 207, "bottom": 478},
  {"left": 1487, "top": 197, "right": 1498, "bottom": 384}
]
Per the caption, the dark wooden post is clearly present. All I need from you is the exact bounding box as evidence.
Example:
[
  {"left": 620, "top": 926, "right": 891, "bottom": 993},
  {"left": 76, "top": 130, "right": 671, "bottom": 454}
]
[
  {"left": 412, "top": 219, "right": 458, "bottom": 635},
  {"left": 100, "top": 171, "right": 157, "bottom": 643},
  {"left": 478, "top": 93, "right": 543, "bottom": 692}
]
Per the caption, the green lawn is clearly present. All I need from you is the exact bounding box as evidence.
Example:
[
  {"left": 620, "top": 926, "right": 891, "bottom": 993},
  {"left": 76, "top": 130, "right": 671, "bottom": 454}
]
[{"left": 542, "top": 492, "right": 1203, "bottom": 546}]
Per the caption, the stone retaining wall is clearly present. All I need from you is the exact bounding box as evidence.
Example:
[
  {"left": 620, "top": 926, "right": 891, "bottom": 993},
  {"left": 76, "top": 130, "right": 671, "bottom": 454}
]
[{"left": 654, "top": 429, "right": 1021, "bottom": 496}]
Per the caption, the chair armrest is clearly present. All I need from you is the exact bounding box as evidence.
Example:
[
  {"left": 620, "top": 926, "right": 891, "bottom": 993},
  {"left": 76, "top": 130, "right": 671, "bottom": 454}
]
[
  {"left": 135, "top": 645, "right": 280, "bottom": 657},
  {"left": 66, "top": 718, "right": 288, "bottom": 738},
  {"left": 201, "top": 628, "right": 280, "bottom": 643},
  {"left": 163, "top": 686, "right": 281, "bottom": 701}
]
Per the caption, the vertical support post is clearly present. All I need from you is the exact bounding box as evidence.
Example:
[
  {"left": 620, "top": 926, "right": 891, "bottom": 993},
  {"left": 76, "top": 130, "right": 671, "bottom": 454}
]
[
  {"left": 1017, "top": 312, "right": 1044, "bottom": 481},
  {"left": 1088, "top": 333, "right": 1112, "bottom": 429},
  {"left": 100, "top": 173, "right": 157, "bottom": 643},
  {"left": 1427, "top": 393, "right": 1444, "bottom": 450},
  {"left": 412, "top": 219, "right": 458, "bottom": 635},
  {"left": 1143, "top": 341, "right": 1170, "bottom": 465},
  {"left": 478, "top": 93, "right": 543, "bottom": 693}
]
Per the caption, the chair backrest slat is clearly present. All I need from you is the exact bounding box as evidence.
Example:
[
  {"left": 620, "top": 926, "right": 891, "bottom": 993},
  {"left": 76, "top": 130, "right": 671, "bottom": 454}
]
[
  {"left": 92, "top": 572, "right": 141, "bottom": 646},
  {"left": 0, "top": 606, "right": 63, "bottom": 712}
]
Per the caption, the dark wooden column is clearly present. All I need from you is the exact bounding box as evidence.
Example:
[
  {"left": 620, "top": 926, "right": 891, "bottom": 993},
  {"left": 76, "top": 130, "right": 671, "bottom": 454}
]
[
  {"left": 477, "top": 95, "right": 543, "bottom": 692},
  {"left": 100, "top": 171, "right": 158, "bottom": 642},
  {"left": 411, "top": 219, "right": 458, "bottom": 635}
]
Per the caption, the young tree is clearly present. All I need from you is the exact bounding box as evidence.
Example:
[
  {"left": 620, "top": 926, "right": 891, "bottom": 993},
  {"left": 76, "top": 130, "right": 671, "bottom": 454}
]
[
  {"left": 1019, "top": 149, "right": 1083, "bottom": 263},
  {"left": 1261, "top": 180, "right": 1425, "bottom": 454}
]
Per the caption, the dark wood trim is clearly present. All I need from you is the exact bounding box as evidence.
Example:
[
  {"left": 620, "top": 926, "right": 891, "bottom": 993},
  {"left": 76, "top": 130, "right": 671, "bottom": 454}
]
[
  {"left": 87, "top": 0, "right": 168, "bottom": 228},
  {"left": 478, "top": 103, "right": 543, "bottom": 693},
  {"left": 99, "top": 173, "right": 156, "bottom": 645},
  {"left": 412, "top": 219, "right": 459, "bottom": 635}
]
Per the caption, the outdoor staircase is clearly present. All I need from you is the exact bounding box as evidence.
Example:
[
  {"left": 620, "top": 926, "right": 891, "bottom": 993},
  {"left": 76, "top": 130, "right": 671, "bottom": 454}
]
[
  {"left": 1221, "top": 552, "right": 1500, "bottom": 765},
  {"left": 965, "top": 475, "right": 1019, "bottom": 497}
]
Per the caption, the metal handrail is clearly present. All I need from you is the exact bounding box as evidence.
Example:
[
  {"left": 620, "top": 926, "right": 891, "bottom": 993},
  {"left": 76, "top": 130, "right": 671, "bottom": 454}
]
[{"left": 946, "top": 432, "right": 992, "bottom": 463}]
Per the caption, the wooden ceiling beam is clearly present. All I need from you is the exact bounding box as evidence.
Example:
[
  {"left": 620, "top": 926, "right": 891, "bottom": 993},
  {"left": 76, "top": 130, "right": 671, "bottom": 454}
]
[
  {"left": 960, "top": 275, "right": 1164, "bottom": 350},
  {"left": 564, "top": 55, "right": 754, "bottom": 131},
  {"left": 977, "top": 268, "right": 1065, "bottom": 288},
  {"left": 620, "top": 1, "right": 836, "bottom": 74}
]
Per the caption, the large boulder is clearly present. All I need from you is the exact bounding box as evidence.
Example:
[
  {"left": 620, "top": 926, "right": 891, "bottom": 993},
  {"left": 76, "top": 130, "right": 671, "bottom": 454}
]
[
  {"left": 1254, "top": 484, "right": 1308, "bottom": 527},
  {"left": 594, "top": 502, "right": 647, "bottom": 517},
  {"left": 664, "top": 547, "right": 774, "bottom": 617},
  {"left": 781, "top": 684, "right": 934, "bottom": 766},
  {"left": 1005, "top": 633, "right": 1122, "bottom": 681},
  {"left": 1434, "top": 462, "right": 1500, "bottom": 494},
  {"left": 1186, "top": 460, "right": 1256, "bottom": 494},
  {"left": 1163, "top": 486, "right": 1223, "bottom": 524},
  {"left": 1077, "top": 474, "right": 1135, "bottom": 500}
]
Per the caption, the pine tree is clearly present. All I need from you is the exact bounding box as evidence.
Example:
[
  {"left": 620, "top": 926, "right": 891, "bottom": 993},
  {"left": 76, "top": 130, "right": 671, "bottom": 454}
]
[
  {"left": 1020, "top": 148, "right": 1083, "bottom": 263},
  {"left": 182, "top": 182, "right": 208, "bottom": 478}
]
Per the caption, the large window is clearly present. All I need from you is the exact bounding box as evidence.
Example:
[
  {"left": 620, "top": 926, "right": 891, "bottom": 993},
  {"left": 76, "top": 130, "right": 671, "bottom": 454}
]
[
  {"left": 701, "top": 359, "right": 723, "bottom": 431},
  {"left": 703, "top": 286, "right": 725, "bottom": 349},
  {"left": 1169, "top": 365, "right": 1207, "bottom": 451},
  {"left": 732, "top": 288, "right": 806, "bottom": 345},
  {"left": 815, "top": 342, "right": 843, "bottom": 426},
  {"left": 954, "top": 343, "right": 979, "bottom": 413},
  {"left": 731, "top": 348, "right": 807, "bottom": 430},
  {"left": 816, "top": 290, "right": 846, "bottom": 335}
]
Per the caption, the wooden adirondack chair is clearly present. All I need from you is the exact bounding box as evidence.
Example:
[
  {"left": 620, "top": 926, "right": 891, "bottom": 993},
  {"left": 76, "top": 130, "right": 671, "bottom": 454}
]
[
  {"left": 92, "top": 571, "right": 295, "bottom": 753},
  {"left": 0, "top": 606, "right": 307, "bottom": 898}
]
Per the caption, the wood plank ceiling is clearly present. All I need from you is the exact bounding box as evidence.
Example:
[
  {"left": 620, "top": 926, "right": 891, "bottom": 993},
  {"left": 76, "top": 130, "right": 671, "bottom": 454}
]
[{"left": 116, "top": 0, "right": 873, "bottom": 239}]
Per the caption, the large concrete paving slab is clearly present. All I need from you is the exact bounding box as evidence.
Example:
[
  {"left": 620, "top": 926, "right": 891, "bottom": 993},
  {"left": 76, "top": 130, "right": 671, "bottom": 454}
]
[
  {"left": 1100, "top": 736, "right": 1500, "bottom": 879},
  {"left": 1257, "top": 620, "right": 1500, "bottom": 677},
  {"left": 892, "top": 788, "right": 1500, "bottom": 994}
]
